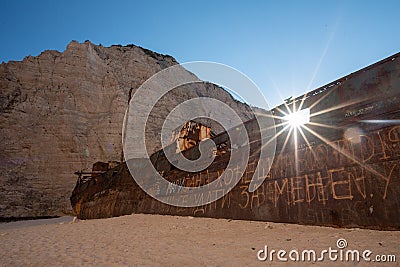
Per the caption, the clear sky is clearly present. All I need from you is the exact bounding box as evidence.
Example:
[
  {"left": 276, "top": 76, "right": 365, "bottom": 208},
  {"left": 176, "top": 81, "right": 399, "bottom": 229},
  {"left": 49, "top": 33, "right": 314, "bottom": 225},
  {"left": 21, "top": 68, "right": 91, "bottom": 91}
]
[{"left": 1, "top": 0, "right": 399, "bottom": 108}]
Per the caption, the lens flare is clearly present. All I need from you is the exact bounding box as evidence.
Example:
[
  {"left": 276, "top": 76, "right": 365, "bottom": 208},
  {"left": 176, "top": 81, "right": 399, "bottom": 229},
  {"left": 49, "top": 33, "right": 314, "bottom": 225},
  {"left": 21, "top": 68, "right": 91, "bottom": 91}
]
[{"left": 283, "top": 108, "right": 310, "bottom": 128}]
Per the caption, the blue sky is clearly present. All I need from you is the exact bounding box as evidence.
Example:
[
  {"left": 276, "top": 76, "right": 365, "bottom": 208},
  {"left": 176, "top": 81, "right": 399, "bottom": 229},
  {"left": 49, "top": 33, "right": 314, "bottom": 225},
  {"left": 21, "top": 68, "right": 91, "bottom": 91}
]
[{"left": 0, "top": 0, "right": 399, "bottom": 108}]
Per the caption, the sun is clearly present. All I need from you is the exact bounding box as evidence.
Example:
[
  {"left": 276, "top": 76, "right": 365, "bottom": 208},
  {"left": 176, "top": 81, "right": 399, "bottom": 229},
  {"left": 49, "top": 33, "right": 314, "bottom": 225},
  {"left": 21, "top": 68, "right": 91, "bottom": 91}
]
[{"left": 283, "top": 107, "right": 310, "bottom": 128}]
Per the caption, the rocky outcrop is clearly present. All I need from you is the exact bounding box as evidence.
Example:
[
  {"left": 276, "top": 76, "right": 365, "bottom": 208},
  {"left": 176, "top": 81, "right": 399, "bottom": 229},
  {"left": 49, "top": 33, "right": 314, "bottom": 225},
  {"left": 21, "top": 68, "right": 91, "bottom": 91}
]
[{"left": 0, "top": 41, "right": 254, "bottom": 217}]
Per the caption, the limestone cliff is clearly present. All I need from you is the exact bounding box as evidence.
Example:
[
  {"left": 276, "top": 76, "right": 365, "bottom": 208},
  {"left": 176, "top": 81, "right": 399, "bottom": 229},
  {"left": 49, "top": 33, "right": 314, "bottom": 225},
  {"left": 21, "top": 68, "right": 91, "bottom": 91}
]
[{"left": 0, "top": 41, "right": 254, "bottom": 217}]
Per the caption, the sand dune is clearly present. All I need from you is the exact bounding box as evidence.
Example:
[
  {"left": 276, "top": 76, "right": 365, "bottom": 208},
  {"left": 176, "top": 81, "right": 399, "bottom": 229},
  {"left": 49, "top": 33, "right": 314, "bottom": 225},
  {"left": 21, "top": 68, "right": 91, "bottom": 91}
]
[{"left": 0, "top": 214, "right": 398, "bottom": 266}]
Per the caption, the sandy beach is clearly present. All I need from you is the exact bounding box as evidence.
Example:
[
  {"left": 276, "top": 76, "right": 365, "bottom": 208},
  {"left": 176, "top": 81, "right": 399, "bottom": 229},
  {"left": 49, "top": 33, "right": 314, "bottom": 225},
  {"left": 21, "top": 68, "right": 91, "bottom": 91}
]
[{"left": 0, "top": 214, "right": 398, "bottom": 266}]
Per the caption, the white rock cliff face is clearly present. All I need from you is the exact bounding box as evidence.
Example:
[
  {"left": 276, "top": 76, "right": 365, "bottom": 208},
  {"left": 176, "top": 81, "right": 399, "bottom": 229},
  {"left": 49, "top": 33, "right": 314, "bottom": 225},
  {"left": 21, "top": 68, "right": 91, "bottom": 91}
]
[{"left": 0, "top": 41, "right": 254, "bottom": 217}]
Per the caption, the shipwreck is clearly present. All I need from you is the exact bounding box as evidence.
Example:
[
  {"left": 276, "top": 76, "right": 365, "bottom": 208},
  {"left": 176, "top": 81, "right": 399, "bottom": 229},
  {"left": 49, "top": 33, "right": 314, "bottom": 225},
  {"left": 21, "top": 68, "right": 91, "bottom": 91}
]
[{"left": 71, "top": 52, "right": 400, "bottom": 230}]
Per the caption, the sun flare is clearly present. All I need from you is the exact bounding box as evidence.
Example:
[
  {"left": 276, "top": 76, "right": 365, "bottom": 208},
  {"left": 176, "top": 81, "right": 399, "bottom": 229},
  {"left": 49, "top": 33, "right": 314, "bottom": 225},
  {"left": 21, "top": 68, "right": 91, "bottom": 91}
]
[{"left": 283, "top": 108, "right": 311, "bottom": 128}]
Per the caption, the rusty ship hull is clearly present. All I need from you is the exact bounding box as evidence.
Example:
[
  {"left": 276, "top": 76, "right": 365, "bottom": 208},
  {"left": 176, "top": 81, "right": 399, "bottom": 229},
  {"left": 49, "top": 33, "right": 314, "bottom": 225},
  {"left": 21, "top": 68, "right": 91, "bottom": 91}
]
[{"left": 71, "top": 52, "right": 400, "bottom": 230}]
